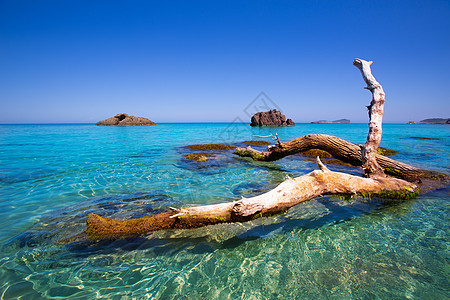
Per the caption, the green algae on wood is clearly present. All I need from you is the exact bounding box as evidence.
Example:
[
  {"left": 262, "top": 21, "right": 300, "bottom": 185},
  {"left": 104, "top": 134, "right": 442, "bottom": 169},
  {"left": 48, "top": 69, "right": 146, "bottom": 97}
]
[
  {"left": 232, "top": 149, "right": 267, "bottom": 161},
  {"left": 333, "top": 186, "right": 420, "bottom": 201},
  {"left": 375, "top": 187, "right": 420, "bottom": 200},
  {"left": 253, "top": 153, "right": 266, "bottom": 160},
  {"left": 85, "top": 159, "right": 421, "bottom": 240}
]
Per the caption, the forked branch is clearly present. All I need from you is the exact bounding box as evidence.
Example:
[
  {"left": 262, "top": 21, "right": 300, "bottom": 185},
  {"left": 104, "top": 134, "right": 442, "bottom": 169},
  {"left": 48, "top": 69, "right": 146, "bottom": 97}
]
[{"left": 233, "top": 133, "right": 445, "bottom": 182}]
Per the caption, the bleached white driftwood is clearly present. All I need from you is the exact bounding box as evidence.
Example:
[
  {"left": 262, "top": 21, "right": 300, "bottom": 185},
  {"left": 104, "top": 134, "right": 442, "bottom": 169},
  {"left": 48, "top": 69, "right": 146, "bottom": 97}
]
[
  {"left": 353, "top": 58, "right": 386, "bottom": 177},
  {"left": 85, "top": 59, "right": 422, "bottom": 240},
  {"left": 86, "top": 157, "right": 417, "bottom": 239}
]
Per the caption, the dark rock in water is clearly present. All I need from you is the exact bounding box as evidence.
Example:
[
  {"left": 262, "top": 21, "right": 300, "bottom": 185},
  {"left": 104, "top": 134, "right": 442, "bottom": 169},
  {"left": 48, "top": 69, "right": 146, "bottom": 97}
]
[
  {"left": 418, "top": 118, "right": 449, "bottom": 124},
  {"left": 242, "top": 140, "right": 272, "bottom": 146},
  {"left": 184, "top": 153, "right": 211, "bottom": 162},
  {"left": 96, "top": 113, "right": 156, "bottom": 126},
  {"left": 299, "top": 149, "right": 333, "bottom": 158},
  {"left": 183, "top": 144, "right": 236, "bottom": 163},
  {"left": 311, "top": 119, "right": 350, "bottom": 124},
  {"left": 286, "top": 118, "right": 295, "bottom": 126},
  {"left": 250, "top": 109, "right": 295, "bottom": 127},
  {"left": 186, "top": 144, "right": 236, "bottom": 150},
  {"left": 377, "top": 147, "right": 399, "bottom": 156},
  {"left": 409, "top": 136, "right": 439, "bottom": 140}
]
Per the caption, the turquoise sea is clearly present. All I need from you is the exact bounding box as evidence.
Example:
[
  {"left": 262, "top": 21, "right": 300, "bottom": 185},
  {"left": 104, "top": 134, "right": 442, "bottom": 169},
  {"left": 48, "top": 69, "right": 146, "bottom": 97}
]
[{"left": 0, "top": 123, "right": 448, "bottom": 299}]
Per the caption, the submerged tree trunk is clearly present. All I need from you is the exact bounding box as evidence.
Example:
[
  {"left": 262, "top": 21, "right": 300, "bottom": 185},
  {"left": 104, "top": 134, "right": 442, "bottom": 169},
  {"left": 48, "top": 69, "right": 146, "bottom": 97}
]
[
  {"left": 234, "top": 59, "right": 446, "bottom": 183},
  {"left": 86, "top": 158, "right": 419, "bottom": 239},
  {"left": 233, "top": 133, "right": 445, "bottom": 182},
  {"left": 84, "top": 59, "right": 442, "bottom": 240}
]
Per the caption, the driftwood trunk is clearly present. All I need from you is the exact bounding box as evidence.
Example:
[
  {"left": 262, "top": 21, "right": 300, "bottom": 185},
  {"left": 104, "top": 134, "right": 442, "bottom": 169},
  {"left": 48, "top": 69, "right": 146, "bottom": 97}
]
[
  {"left": 86, "top": 159, "right": 418, "bottom": 239},
  {"left": 84, "top": 59, "right": 439, "bottom": 240},
  {"left": 233, "top": 134, "right": 444, "bottom": 182},
  {"left": 353, "top": 59, "right": 386, "bottom": 178}
]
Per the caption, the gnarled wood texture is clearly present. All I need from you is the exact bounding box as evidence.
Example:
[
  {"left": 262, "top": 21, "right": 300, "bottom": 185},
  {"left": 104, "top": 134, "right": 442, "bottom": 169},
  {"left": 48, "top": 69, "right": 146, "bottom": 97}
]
[
  {"left": 353, "top": 58, "right": 386, "bottom": 178},
  {"left": 85, "top": 159, "right": 418, "bottom": 239},
  {"left": 233, "top": 134, "right": 445, "bottom": 182}
]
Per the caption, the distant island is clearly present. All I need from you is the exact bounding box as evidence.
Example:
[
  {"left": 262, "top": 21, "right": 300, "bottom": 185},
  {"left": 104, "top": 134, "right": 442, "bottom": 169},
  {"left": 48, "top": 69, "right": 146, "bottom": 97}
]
[
  {"left": 250, "top": 109, "right": 295, "bottom": 127},
  {"left": 96, "top": 113, "right": 156, "bottom": 126},
  {"left": 311, "top": 119, "right": 350, "bottom": 124},
  {"left": 407, "top": 118, "right": 449, "bottom": 124}
]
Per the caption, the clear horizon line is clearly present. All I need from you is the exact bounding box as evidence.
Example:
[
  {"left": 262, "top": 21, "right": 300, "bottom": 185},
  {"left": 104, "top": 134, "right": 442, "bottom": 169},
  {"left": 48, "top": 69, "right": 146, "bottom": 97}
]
[{"left": 0, "top": 121, "right": 427, "bottom": 125}]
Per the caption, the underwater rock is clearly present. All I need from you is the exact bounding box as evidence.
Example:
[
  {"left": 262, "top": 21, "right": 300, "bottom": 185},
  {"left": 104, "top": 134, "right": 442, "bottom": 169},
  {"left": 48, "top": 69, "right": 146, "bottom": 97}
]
[
  {"left": 184, "top": 153, "right": 211, "bottom": 162},
  {"left": 250, "top": 109, "right": 295, "bottom": 127},
  {"left": 298, "top": 149, "right": 333, "bottom": 158},
  {"left": 377, "top": 147, "right": 399, "bottom": 156},
  {"left": 409, "top": 136, "right": 439, "bottom": 140},
  {"left": 185, "top": 144, "right": 236, "bottom": 150},
  {"left": 242, "top": 140, "right": 272, "bottom": 146},
  {"left": 96, "top": 113, "right": 156, "bottom": 126},
  {"left": 183, "top": 144, "right": 236, "bottom": 163}
]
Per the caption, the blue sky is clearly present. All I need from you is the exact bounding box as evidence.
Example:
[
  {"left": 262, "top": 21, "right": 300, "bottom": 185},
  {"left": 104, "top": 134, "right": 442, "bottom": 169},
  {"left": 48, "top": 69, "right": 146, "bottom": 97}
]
[{"left": 0, "top": 0, "right": 449, "bottom": 123}]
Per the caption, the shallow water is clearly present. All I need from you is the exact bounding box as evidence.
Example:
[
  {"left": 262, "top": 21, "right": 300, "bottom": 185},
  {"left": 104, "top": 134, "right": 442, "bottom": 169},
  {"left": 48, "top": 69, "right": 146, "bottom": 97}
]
[{"left": 0, "top": 123, "right": 448, "bottom": 299}]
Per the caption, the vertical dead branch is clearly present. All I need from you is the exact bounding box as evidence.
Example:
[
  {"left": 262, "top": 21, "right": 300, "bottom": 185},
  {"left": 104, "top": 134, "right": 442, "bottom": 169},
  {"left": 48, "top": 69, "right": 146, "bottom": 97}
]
[{"left": 353, "top": 59, "right": 386, "bottom": 178}]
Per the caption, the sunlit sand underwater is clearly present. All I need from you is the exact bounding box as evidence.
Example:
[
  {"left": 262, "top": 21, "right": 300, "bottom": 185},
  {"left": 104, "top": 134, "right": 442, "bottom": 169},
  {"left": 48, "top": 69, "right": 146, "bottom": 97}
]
[{"left": 0, "top": 123, "right": 448, "bottom": 298}]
